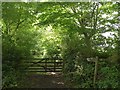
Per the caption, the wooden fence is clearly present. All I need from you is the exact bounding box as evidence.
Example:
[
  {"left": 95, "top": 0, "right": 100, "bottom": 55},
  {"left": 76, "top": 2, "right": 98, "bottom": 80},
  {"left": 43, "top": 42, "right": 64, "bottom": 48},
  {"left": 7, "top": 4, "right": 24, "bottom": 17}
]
[{"left": 22, "top": 58, "right": 63, "bottom": 72}]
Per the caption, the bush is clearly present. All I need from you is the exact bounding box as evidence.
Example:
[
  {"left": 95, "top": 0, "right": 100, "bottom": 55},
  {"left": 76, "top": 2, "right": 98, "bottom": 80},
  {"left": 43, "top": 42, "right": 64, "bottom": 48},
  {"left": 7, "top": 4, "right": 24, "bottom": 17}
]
[
  {"left": 2, "top": 64, "right": 27, "bottom": 88},
  {"left": 63, "top": 59, "right": 119, "bottom": 88},
  {"left": 96, "top": 63, "right": 119, "bottom": 88}
]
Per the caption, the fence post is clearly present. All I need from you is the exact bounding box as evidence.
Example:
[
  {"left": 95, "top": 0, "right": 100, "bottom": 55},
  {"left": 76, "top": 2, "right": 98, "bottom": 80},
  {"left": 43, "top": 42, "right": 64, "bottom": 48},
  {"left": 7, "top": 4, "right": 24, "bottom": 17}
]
[
  {"left": 45, "top": 59, "right": 47, "bottom": 72},
  {"left": 54, "top": 59, "right": 56, "bottom": 72},
  {"left": 93, "top": 56, "right": 98, "bottom": 88}
]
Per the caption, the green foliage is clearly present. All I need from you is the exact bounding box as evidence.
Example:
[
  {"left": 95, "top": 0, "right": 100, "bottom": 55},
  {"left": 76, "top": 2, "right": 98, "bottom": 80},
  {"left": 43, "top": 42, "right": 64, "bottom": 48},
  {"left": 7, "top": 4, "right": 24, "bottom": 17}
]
[
  {"left": 2, "top": 70, "right": 18, "bottom": 88},
  {"left": 2, "top": 2, "right": 119, "bottom": 88},
  {"left": 96, "top": 62, "right": 119, "bottom": 88},
  {"left": 63, "top": 61, "right": 94, "bottom": 88},
  {"left": 2, "top": 2, "right": 39, "bottom": 88},
  {"left": 2, "top": 64, "right": 27, "bottom": 88}
]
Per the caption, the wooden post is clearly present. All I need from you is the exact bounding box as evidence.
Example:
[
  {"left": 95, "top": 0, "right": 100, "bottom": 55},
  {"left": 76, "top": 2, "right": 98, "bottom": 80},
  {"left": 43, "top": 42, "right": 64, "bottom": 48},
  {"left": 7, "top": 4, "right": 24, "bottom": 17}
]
[
  {"left": 45, "top": 59, "right": 47, "bottom": 72},
  {"left": 54, "top": 59, "right": 56, "bottom": 72},
  {"left": 93, "top": 56, "right": 98, "bottom": 88}
]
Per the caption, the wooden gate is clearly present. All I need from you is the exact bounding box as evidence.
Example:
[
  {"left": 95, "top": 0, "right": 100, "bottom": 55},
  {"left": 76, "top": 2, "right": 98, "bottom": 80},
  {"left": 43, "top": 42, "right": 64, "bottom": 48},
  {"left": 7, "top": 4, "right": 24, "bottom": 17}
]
[{"left": 23, "top": 58, "right": 63, "bottom": 72}]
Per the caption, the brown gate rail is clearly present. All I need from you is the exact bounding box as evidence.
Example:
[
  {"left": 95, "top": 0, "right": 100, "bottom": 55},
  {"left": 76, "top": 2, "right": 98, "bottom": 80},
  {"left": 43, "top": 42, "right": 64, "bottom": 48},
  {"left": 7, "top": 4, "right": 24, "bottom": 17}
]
[{"left": 23, "top": 58, "right": 63, "bottom": 72}]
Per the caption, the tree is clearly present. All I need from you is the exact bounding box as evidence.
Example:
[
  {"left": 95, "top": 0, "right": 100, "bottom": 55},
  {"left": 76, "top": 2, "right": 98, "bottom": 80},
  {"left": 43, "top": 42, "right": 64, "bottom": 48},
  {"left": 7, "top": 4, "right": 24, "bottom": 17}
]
[
  {"left": 2, "top": 2, "right": 119, "bottom": 88},
  {"left": 2, "top": 2, "right": 40, "bottom": 88},
  {"left": 35, "top": 2, "right": 119, "bottom": 88}
]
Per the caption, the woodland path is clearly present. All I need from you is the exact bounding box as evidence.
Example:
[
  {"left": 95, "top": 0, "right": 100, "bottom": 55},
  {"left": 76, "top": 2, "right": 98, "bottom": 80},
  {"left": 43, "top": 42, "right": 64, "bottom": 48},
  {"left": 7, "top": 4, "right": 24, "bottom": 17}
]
[{"left": 24, "top": 72, "right": 67, "bottom": 88}]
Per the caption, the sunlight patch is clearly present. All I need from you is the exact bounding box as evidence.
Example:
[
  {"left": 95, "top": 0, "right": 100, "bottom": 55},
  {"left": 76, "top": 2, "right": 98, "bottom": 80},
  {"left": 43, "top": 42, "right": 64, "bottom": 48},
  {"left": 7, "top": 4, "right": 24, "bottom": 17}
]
[
  {"left": 101, "top": 31, "right": 117, "bottom": 38},
  {"left": 47, "top": 72, "right": 56, "bottom": 75},
  {"left": 57, "top": 82, "right": 64, "bottom": 85}
]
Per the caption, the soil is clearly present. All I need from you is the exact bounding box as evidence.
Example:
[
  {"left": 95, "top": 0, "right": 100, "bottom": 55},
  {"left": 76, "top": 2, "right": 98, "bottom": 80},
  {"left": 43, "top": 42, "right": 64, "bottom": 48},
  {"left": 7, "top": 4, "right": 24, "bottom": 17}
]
[{"left": 23, "top": 72, "right": 67, "bottom": 88}]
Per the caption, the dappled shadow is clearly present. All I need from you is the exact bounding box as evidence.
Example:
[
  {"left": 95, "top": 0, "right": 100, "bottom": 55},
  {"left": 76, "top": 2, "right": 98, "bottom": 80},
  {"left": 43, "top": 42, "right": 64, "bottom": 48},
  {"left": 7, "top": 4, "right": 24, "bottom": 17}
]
[{"left": 24, "top": 72, "right": 67, "bottom": 88}]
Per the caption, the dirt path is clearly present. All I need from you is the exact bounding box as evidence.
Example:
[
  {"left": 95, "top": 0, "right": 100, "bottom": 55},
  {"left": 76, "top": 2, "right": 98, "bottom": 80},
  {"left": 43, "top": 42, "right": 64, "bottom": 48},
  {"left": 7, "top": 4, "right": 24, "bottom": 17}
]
[{"left": 24, "top": 72, "right": 67, "bottom": 88}]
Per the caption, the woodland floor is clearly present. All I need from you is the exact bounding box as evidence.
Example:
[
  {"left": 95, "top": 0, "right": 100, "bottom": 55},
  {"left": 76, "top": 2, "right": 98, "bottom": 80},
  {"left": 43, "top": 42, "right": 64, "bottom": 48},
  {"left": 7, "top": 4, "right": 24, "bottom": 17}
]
[{"left": 23, "top": 72, "right": 67, "bottom": 88}]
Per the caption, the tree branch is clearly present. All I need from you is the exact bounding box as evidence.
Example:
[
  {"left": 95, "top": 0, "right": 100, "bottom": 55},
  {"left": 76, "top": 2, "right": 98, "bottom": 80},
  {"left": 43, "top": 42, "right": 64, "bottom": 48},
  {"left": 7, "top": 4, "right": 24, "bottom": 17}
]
[{"left": 15, "top": 18, "right": 26, "bottom": 31}]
